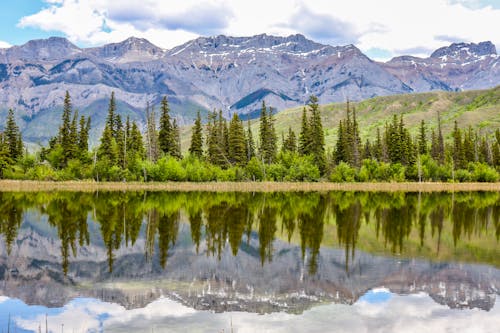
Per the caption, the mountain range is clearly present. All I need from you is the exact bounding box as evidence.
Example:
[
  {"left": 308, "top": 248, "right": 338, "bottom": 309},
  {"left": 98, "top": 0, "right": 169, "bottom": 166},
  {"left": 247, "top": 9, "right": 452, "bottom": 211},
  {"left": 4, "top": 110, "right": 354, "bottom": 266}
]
[{"left": 0, "top": 34, "right": 498, "bottom": 144}]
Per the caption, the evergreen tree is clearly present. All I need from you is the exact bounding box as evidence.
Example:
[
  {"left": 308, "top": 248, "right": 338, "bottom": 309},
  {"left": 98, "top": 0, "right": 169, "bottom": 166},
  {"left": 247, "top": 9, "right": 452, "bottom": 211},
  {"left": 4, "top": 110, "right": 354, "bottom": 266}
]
[
  {"left": 98, "top": 94, "right": 119, "bottom": 165},
  {"left": 452, "top": 121, "right": 465, "bottom": 169},
  {"left": 228, "top": 113, "right": 246, "bottom": 165},
  {"left": 374, "top": 127, "right": 384, "bottom": 161},
  {"left": 158, "top": 96, "right": 173, "bottom": 155},
  {"left": 283, "top": 127, "right": 297, "bottom": 153},
  {"left": 128, "top": 120, "right": 145, "bottom": 160},
  {"left": 258, "top": 102, "right": 277, "bottom": 164},
  {"left": 246, "top": 120, "right": 256, "bottom": 161},
  {"left": 418, "top": 120, "right": 427, "bottom": 155},
  {"left": 170, "top": 118, "right": 182, "bottom": 159},
  {"left": 106, "top": 92, "right": 117, "bottom": 137},
  {"left": 145, "top": 102, "right": 159, "bottom": 162},
  {"left": 189, "top": 111, "right": 203, "bottom": 158},
  {"left": 68, "top": 110, "right": 79, "bottom": 160},
  {"left": 115, "top": 114, "right": 126, "bottom": 168},
  {"left": 78, "top": 115, "right": 91, "bottom": 161},
  {"left": 307, "top": 95, "right": 326, "bottom": 172},
  {"left": 4, "top": 108, "right": 22, "bottom": 160},
  {"left": 298, "top": 107, "right": 310, "bottom": 155},
  {"left": 0, "top": 133, "right": 12, "bottom": 178},
  {"left": 436, "top": 112, "right": 445, "bottom": 164}
]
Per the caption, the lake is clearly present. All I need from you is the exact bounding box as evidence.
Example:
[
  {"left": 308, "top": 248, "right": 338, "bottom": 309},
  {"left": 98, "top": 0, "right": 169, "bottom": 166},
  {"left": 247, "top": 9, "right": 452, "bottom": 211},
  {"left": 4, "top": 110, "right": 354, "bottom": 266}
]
[{"left": 0, "top": 191, "right": 499, "bottom": 332}]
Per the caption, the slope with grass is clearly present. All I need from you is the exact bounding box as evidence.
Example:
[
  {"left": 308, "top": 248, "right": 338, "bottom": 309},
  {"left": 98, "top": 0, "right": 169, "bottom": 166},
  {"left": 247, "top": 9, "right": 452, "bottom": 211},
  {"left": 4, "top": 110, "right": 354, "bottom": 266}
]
[{"left": 181, "top": 86, "right": 500, "bottom": 152}]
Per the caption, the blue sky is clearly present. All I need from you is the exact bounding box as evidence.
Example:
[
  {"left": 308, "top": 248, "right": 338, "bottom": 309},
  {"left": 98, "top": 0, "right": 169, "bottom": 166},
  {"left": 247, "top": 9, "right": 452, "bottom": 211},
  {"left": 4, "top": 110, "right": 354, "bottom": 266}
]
[{"left": 0, "top": 0, "right": 499, "bottom": 61}]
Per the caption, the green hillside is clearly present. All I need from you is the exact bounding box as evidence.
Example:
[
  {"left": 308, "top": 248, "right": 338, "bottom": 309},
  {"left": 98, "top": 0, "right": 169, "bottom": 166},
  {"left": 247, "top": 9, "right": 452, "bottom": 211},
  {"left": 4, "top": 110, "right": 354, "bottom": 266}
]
[{"left": 181, "top": 86, "right": 500, "bottom": 152}]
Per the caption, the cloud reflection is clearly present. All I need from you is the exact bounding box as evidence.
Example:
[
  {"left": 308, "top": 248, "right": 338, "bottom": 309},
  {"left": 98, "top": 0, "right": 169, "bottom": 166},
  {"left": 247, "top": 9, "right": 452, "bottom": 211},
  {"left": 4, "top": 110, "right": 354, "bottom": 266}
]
[{"left": 3, "top": 291, "right": 497, "bottom": 333}]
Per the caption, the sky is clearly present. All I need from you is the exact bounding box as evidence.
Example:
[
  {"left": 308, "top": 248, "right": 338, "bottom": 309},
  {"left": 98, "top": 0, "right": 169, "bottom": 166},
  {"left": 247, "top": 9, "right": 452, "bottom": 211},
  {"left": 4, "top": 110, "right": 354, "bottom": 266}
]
[
  {"left": 0, "top": 0, "right": 499, "bottom": 61},
  {"left": 2, "top": 291, "right": 500, "bottom": 333}
]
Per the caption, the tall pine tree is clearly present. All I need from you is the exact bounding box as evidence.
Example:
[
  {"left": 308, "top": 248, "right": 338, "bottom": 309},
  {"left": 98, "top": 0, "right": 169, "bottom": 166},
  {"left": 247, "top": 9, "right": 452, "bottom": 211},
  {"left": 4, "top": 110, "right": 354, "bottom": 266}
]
[{"left": 189, "top": 111, "right": 203, "bottom": 158}]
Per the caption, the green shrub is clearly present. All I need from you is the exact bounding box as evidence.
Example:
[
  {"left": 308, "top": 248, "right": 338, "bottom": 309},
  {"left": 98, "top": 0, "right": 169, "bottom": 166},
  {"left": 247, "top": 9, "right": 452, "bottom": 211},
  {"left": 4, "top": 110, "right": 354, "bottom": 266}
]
[
  {"left": 469, "top": 162, "right": 499, "bottom": 182},
  {"left": 245, "top": 157, "right": 264, "bottom": 181},
  {"left": 330, "top": 162, "right": 356, "bottom": 182}
]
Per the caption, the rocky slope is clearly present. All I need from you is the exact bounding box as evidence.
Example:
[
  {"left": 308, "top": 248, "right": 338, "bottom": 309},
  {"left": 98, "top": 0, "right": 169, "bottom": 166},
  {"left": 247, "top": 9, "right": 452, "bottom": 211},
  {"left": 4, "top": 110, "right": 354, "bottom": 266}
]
[{"left": 0, "top": 34, "right": 498, "bottom": 144}]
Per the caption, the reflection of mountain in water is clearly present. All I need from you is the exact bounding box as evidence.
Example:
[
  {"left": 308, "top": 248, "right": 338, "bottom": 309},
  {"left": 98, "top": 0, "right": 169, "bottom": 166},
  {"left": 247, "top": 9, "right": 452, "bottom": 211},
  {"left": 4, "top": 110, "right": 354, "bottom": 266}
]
[
  {"left": 0, "top": 191, "right": 498, "bottom": 313},
  {"left": 1, "top": 225, "right": 498, "bottom": 313}
]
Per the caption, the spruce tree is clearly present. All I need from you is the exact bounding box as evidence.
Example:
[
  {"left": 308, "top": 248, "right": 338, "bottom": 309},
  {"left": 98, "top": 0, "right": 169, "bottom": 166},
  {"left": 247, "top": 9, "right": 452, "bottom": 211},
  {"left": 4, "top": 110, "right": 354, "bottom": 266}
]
[
  {"left": 298, "top": 107, "right": 310, "bottom": 155},
  {"left": 115, "top": 114, "right": 126, "bottom": 168},
  {"left": 129, "top": 121, "right": 145, "bottom": 160},
  {"left": 106, "top": 92, "right": 117, "bottom": 137},
  {"left": 307, "top": 95, "right": 326, "bottom": 172},
  {"left": 189, "top": 111, "right": 203, "bottom": 158},
  {"left": 436, "top": 112, "right": 445, "bottom": 164},
  {"left": 145, "top": 102, "right": 159, "bottom": 162},
  {"left": 418, "top": 120, "right": 427, "bottom": 155},
  {"left": 170, "top": 119, "right": 182, "bottom": 159},
  {"left": 283, "top": 127, "right": 297, "bottom": 153},
  {"left": 4, "top": 108, "right": 22, "bottom": 160},
  {"left": 158, "top": 96, "right": 172, "bottom": 155},
  {"left": 245, "top": 120, "right": 256, "bottom": 162},
  {"left": 78, "top": 115, "right": 90, "bottom": 161},
  {"left": 452, "top": 121, "right": 465, "bottom": 169},
  {"left": 258, "top": 102, "right": 277, "bottom": 164},
  {"left": 98, "top": 93, "right": 119, "bottom": 165},
  {"left": 228, "top": 113, "right": 246, "bottom": 165}
]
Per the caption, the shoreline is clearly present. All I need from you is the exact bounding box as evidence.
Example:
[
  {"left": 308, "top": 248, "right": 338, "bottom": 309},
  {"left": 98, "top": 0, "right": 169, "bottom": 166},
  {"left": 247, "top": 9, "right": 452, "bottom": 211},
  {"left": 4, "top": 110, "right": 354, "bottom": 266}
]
[{"left": 0, "top": 180, "right": 499, "bottom": 192}]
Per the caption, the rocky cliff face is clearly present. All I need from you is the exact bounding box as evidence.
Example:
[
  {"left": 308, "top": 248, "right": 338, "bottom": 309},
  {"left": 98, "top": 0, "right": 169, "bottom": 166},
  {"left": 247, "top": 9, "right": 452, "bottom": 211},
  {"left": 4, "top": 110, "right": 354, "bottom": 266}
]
[
  {"left": 1, "top": 225, "right": 497, "bottom": 313},
  {"left": 0, "top": 35, "right": 498, "bottom": 143},
  {"left": 383, "top": 41, "right": 499, "bottom": 92}
]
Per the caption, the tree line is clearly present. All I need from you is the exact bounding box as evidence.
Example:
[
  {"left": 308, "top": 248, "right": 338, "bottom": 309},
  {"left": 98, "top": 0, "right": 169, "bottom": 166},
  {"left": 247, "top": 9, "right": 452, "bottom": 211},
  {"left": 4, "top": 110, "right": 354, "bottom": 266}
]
[{"left": 0, "top": 91, "right": 499, "bottom": 182}]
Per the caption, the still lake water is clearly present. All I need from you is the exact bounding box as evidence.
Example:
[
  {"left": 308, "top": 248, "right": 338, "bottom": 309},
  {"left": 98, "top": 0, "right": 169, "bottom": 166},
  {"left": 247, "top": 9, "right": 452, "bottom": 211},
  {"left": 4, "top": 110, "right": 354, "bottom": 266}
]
[{"left": 0, "top": 191, "right": 499, "bottom": 332}]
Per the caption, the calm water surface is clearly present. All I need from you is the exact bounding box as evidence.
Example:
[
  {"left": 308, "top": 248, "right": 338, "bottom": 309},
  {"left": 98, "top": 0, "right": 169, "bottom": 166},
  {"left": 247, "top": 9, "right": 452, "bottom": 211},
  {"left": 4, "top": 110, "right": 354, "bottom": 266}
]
[{"left": 0, "top": 191, "right": 499, "bottom": 332}]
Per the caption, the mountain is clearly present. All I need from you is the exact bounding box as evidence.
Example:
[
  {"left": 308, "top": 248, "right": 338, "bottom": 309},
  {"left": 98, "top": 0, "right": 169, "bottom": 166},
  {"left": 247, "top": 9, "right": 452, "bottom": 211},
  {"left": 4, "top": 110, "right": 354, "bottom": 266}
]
[
  {"left": 383, "top": 41, "right": 500, "bottom": 91},
  {"left": 0, "top": 34, "right": 498, "bottom": 145}
]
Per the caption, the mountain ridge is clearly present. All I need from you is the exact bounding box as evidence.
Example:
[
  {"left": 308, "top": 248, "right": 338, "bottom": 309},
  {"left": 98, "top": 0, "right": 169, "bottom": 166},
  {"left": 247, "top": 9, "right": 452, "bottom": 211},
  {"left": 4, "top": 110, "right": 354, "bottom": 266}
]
[{"left": 0, "top": 34, "right": 498, "bottom": 145}]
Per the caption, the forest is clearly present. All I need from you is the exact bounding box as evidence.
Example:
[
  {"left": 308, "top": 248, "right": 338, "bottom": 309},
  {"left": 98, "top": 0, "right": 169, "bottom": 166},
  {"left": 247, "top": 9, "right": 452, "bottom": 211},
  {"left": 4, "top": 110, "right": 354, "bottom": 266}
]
[{"left": 0, "top": 91, "right": 499, "bottom": 182}]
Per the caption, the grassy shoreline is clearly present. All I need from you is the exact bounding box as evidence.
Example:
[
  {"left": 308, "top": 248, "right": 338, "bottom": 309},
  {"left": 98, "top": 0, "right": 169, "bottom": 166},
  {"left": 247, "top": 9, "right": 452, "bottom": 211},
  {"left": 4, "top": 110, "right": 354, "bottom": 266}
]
[{"left": 0, "top": 180, "right": 499, "bottom": 192}]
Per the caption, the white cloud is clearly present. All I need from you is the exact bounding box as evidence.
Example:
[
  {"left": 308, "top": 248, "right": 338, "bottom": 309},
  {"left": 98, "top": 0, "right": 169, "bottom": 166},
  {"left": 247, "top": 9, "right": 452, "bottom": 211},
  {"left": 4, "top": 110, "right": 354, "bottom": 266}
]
[
  {"left": 0, "top": 40, "right": 12, "bottom": 48},
  {"left": 16, "top": 0, "right": 500, "bottom": 60}
]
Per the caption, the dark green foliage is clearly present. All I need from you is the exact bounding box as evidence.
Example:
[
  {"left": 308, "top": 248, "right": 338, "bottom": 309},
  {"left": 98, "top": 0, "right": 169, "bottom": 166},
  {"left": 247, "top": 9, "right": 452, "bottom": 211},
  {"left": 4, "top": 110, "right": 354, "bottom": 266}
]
[
  {"left": 228, "top": 113, "right": 247, "bottom": 166},
  {"left": 307, "top": 95, "right": 326, "bottom": 173},
  {"left": 431, "top": 113, "right": 445, "bottom": 164},
  {"left": 158, "top": 96, "right": 173, "bottom": 155},
  {"left": 258, "top": 101, "right": 277, "bottom": 164},
  {"left": 335, "top": 101, "right": 361, "bottom": 167},
  {"left": 206, "top": 110, "right": 229, "bottom": 167},
  {"left": 78, "top": 115, "right": 91, "bottom": 161},
  {"left": 4, "top": 108, "right": 23, "bottom": 161},
  {"left": 145, "top": 102, "right": 159, "bottom": 162},
  {"left": 246, "top": 120, "right": 256, "bottom": 161},
  {"left": 418, "top": 120, "right": 427, "bottom": 155},
  {"left": 298, "top": 107, "right": 310, "bottom": 155},
  {"left": 189, "top": 111, "right": 203, "bottom": 158},
  {"left": 282, "top": 127, "right": 297, "bottom": 153},
  {"left": 98, "top": 93, "right": 119, "bottom": 166}
]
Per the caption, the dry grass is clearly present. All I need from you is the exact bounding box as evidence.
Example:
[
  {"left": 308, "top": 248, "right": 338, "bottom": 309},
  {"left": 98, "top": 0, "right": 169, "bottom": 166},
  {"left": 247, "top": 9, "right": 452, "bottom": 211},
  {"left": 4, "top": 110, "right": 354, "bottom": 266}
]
[{"left": 0, "top": 180, "right": 498, "bottom": 192}]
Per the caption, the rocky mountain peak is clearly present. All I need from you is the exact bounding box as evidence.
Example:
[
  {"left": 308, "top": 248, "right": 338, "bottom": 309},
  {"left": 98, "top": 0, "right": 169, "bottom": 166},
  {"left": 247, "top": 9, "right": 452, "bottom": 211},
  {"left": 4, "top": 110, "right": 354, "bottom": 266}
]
[
  {"left": 167, "top": 33, "right": 329, "bottom": 57},
  {"left": 7, "top": 36, "right": 81, "bottom": 61},
  {"left": 86, "top": 36, "right": 165, "bottom": 63},
  {"left": 430, "top": 41, "right": 497, "bottom": 59}
]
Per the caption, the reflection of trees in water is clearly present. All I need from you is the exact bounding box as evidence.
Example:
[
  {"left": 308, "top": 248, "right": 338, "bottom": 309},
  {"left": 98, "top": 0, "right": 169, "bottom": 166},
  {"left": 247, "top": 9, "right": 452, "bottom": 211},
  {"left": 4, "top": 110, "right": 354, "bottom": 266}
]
[{"left": 0, "top": 191, "right": 498, "bottom": 276}]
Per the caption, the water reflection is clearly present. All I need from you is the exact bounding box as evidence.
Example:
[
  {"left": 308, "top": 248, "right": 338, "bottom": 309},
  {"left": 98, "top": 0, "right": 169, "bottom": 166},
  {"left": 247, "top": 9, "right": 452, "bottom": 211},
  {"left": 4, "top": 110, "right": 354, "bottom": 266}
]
[
  {"left": 0, "top": 191, "right": 499, "bottom": 273},
  {"left": 0, "top": 191, "right": 498, "bottom": 315}
]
